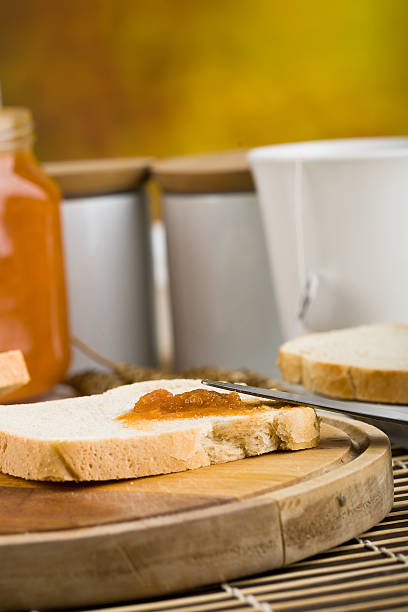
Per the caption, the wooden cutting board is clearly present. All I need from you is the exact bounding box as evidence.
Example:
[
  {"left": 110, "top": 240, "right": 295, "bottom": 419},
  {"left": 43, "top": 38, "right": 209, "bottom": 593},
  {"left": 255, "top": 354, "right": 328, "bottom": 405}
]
[{"left": 1, "top": 414, "right": 393, "bottom": 611}]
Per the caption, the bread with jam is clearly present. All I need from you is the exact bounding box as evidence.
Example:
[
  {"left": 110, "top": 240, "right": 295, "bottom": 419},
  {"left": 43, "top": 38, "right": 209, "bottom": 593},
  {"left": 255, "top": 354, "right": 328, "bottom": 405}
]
[{"left": 0, "top": 379, "right": 319, "bottom": 481}]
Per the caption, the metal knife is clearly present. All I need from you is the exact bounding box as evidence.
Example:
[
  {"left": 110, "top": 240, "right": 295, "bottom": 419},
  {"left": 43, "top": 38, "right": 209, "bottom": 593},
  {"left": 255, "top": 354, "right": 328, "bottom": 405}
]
[{"left": 202, "top": 379, "right": 408, "bottom": 426}]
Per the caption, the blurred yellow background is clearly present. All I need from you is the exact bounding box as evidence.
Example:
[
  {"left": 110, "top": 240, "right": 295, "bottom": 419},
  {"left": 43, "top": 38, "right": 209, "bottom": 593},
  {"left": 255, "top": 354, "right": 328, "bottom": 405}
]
[{"left": 1, "top": 0, "right": 407, "bottom": 161}]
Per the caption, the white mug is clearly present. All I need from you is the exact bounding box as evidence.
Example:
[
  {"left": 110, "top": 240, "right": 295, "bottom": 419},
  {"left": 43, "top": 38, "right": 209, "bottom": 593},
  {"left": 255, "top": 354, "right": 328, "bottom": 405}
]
[{"left": 249, "top": 138, "right": 408, "bottom": 339}]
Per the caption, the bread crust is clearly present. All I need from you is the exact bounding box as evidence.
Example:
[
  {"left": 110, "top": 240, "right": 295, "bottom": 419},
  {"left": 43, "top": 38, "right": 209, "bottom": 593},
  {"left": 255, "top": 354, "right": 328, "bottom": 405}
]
[
  {"left": 279, "top": 327, "right": 408, "bottom": 403},
  {"left": 0, "top": 379, "right": 319, "bottom": 481},
  {"left": 0, "top": 350, "right": 30, "bottom": 397}
]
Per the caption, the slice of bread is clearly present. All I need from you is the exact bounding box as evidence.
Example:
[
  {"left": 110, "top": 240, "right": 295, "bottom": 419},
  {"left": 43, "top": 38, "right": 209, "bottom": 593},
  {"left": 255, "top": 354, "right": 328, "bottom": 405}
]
[
  {"left": 0, "top": 350, "right": 30, "bottom": 397},
  {"left": 0, "top": 379, "right": 319, "bottom": 481},
  {"left": 279, "top": 323, "right": 408, "bottom": 403}
]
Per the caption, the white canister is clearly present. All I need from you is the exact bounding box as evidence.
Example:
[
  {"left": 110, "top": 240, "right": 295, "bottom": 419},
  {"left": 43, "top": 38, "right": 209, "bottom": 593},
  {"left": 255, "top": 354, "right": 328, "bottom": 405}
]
[
  {"left": 45, "top": 158, "right": 156, "bottom": 372},
  {"left": 153, "top": 151, "right": 282, "bottom": 376},
  {"left": 249, "top": 138, "right": 408, "bottom": 339}
]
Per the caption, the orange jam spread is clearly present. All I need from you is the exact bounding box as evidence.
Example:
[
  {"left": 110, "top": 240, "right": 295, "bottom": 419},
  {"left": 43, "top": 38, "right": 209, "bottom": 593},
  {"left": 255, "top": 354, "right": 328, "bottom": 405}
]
[{"left": 117, "top": 388, "right": 266, "bottom": 425}]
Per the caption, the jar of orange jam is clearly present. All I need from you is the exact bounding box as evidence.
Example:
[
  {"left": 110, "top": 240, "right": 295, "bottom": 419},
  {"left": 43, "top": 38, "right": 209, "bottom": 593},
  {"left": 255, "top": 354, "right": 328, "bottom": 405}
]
[{"left": 0, "top": 108, "right": 70, "bottom": 400}]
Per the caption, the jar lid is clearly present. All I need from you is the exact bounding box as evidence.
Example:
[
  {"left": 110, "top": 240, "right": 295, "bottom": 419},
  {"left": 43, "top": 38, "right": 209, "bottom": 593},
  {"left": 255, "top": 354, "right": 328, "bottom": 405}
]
[
  {"left": 0, "top": 107, "right": 34, "bottom": 152},
  {"left": 152, "top": 150, "right": 254, "bottom": 193},
  {"left": 43, "top": 158, "right": 152, "bottom": 197}
]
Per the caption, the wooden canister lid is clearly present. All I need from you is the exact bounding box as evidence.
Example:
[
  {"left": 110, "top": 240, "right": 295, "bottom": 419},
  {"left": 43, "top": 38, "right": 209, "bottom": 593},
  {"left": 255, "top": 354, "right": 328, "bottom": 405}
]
[
  {"left": 152, "top": 150, "right": 254, "bottom": 193},
  {"left": 43, "top": 158, "right": 152, "bottom": 197}
]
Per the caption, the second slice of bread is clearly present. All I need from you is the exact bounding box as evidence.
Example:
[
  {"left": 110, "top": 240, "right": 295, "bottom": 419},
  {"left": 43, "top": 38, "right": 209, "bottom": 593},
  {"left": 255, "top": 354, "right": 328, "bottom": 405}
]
[
  {"left": 0, "top": 379, "right": 319, "bottom": 481},
  {"left": 279, "top": 323, "right": 408, "bottom": 403}
]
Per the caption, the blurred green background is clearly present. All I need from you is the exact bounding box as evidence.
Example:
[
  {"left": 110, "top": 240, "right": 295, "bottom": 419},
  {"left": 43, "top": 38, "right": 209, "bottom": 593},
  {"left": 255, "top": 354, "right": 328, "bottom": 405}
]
[{"left": 1, "top": 0, "right": 407, "bottom": 161}]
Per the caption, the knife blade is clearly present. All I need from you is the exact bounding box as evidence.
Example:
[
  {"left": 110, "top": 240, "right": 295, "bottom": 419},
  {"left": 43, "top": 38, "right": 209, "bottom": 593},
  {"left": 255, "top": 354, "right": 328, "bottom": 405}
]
[{"left": 202, "top": 379, "right": 408, "bottom": 426}]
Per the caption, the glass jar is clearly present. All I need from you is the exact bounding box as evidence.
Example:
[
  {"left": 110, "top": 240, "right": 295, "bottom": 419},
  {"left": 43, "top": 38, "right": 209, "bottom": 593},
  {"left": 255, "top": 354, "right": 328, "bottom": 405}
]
[{"left": 0, "top": 107, "right": 70, "bottom": 400}]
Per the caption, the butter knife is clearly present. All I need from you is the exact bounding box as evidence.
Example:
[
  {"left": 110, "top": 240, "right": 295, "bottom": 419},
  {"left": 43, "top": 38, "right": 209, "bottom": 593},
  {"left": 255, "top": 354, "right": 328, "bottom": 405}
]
[{"left": 202, "top": 379, "right": 408, "bottom": 426}]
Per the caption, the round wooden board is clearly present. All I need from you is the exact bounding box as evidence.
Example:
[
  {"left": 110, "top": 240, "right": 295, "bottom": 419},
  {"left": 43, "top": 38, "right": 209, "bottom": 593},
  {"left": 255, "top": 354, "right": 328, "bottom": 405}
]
[{"left": 1, "top": 415, "right": 393, "bottom": 611}]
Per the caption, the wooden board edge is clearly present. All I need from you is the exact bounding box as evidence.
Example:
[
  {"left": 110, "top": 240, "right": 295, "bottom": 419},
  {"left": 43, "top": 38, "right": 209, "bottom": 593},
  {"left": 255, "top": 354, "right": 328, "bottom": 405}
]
[
  {"left": 1, "top": 494, "right": 283, "bottom": 610},
  {"left": 270, "top": 414, "right": 393, "bottom": 564}
]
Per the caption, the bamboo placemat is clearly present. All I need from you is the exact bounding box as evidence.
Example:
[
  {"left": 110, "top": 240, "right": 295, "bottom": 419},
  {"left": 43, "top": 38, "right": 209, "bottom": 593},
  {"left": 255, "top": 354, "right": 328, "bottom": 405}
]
[{"left": 78, "top": 446, "right": 408, "bottom": 612}]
